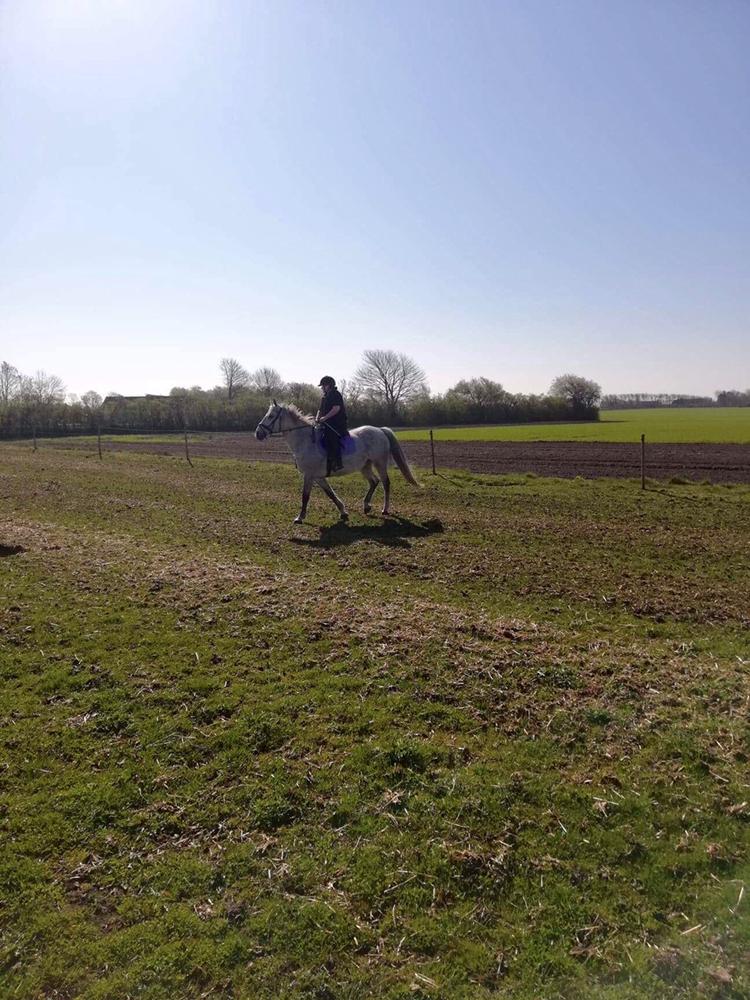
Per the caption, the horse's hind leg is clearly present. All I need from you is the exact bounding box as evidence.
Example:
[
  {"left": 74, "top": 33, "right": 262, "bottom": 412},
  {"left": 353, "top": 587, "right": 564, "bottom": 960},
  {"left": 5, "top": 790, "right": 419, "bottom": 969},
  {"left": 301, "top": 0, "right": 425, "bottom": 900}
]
[
  {"left": 360, "top": 461, "right": 379, "bottom": 514},
  {"left": 374, "top": 458, "right": 391, "bottom": 515},
  {"left": 316, "top": 477, "right": 349, "bottom": 522},
  {"left": 294, "top": 475, "right": 313, "bottom": 524}
]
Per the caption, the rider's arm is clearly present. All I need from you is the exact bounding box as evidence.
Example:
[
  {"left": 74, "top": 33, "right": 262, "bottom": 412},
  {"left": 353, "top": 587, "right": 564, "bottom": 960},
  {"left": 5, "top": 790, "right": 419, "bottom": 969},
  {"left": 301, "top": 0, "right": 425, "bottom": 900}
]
[{"left": 319, "top": 404, "right": 341, "bottom": 422}]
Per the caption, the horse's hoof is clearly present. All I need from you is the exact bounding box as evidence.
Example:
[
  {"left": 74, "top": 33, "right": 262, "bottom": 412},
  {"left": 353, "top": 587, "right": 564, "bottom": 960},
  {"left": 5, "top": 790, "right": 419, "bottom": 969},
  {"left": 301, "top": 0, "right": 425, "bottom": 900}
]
[
  {"left": 293, "top": 516, "right": 305, "bottom": 524},
  {"left": 363, "top": 504, "right": 372, "bottom": 514},
  {"left": 340, "top": 512, "right": 349, "bottom": 522},
  {"left": 382, "top": 509, "right": 390, "bottom": 517}
]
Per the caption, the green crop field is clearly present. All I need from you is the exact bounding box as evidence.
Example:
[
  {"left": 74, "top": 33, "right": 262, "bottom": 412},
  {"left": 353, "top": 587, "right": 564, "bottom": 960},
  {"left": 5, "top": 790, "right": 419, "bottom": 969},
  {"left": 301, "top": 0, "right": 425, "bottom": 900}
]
[
  {"left": 1, "top": 442, "right": 749, "bottom": 1000},
  {"left": 398, "top": 407, "right": 750, "bottom": 444}
]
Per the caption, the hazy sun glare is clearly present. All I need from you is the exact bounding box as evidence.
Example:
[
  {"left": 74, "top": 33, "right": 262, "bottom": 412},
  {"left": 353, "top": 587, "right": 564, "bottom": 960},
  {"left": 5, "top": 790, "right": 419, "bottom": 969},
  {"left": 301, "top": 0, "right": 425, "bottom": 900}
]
[{"left": 1, "top": 0, "right": 208, "bottom": 82}]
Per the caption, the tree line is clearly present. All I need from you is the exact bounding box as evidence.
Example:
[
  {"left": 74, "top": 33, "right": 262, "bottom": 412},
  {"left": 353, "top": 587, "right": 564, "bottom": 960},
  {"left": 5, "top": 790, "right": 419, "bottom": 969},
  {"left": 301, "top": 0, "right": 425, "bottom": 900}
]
[
  {"left": 601, "top": 391, "right": 749, "bottom": 409},
  {"left": 0, "top": 353, "right": 608, "bottom": 440},
  {"left": 5, "top": 356, "right": 735, "bottom": 442},
  {"left": 2, "top": 351, "right": 746, "bottom": 442}
]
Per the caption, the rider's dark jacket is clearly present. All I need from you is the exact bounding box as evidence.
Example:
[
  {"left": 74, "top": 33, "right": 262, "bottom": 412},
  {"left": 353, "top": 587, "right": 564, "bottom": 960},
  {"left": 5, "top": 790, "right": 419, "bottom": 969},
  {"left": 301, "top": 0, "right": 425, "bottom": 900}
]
[{"left": 320, "top": 388, "right": 348, "bottom": 436}]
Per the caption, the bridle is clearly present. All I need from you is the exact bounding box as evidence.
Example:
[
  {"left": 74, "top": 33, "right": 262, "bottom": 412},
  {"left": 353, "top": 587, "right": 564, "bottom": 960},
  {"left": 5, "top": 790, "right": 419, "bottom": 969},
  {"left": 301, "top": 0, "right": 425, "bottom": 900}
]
[
  {"left": 257, "top": 408, "right": 283, "bottom": 436},
  {"left": 257, "top": 407, "right": 312, "bottom": 437}
]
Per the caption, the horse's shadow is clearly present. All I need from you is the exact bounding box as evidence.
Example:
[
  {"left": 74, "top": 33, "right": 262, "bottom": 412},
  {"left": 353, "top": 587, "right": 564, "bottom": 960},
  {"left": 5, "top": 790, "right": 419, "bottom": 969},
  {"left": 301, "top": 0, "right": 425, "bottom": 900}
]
[{"left": 291, "top": 516, "right": 444, "bottom": 549}]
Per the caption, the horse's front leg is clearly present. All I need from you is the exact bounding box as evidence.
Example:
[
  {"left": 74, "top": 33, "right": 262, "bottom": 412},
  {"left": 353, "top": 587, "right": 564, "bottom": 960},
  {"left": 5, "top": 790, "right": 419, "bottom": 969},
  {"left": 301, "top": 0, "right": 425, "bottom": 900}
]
[
  {"left": 294, "top": 475, "right": 313, "bottom": 524},
  {"left": 316, "top": 478, "right": 349, "bottom": 521}
]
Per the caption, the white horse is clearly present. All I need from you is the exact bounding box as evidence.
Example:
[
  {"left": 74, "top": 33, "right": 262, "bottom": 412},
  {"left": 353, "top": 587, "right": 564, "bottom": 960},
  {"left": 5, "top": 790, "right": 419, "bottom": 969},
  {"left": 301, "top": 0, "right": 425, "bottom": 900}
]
[{"left": 255, "top": 401, "right": 419, "bottom": 524}]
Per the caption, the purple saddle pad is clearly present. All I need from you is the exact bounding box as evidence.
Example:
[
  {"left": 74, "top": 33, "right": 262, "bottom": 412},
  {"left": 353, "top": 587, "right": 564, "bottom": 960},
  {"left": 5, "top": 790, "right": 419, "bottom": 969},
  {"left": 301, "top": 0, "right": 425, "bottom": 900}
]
[{"left": 317, "top": 432, "right": 353, "bottom": 455}]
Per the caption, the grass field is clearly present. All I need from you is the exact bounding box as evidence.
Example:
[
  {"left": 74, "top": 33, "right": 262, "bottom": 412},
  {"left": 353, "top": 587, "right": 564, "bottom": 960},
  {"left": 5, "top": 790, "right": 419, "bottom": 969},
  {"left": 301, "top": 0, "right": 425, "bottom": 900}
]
[
  {"left": 397, "top": 408, "right": 750, "bottom": 444},
  {"left": 1, "top": 443, "right": 749, "bottom": 999}
]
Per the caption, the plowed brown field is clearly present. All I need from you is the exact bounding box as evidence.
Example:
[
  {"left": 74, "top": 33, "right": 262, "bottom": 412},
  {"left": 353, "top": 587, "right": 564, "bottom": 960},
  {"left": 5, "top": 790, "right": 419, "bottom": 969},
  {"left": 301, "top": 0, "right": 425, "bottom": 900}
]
[{"left": 54, "top": 433, "right": 750, "bottom": 483}]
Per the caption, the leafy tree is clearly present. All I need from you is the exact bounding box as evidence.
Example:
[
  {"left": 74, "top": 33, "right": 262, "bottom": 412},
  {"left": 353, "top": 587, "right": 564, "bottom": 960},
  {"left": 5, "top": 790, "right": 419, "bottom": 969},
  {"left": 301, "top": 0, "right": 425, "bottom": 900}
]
[
  {"left": 70, "top": 391, "right": 100, "bottom": 436},
  {"left": 81, "top": 390, "right": 103, "bottom": 411},
  {"left": 285, "top": 381, "right": 319, "bottom": 414},
  {"left": 716, "top": 388, "right": 750, "bottom": 406},
  {"left": 354, "top": 349, "right": 427, "bottom": 421},
  {"left": 448, "top": 377, "right": 506, "bottom": 408},
  {"left": 79, "top": 391, "right": 103, "bottom": 432},
  {"left": 219, "top": 358, "right": 250, "bottom": 400},
  {"left": 549, "top": 373, "right": 601, "bottom": 412}
]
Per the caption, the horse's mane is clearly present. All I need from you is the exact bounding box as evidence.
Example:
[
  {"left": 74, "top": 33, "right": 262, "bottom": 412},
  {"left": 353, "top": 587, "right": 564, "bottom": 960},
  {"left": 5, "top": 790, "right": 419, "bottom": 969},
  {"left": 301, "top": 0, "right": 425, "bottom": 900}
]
[{"left": 286, "top": 404, "right": 315, "bottom": 426}]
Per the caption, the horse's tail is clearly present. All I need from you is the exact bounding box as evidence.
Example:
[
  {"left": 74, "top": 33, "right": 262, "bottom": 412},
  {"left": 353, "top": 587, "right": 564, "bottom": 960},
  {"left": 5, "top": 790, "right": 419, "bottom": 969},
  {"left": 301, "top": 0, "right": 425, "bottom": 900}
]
[{"left": 381, "top": 427, "right": 420, "bottom": 486}]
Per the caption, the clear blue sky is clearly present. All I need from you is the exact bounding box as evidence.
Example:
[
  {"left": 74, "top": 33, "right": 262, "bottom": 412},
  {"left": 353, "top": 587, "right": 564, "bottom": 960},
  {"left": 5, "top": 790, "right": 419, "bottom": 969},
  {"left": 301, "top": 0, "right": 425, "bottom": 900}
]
[{"left": 1, "top": 0, "right": 748, "bottom": 399}]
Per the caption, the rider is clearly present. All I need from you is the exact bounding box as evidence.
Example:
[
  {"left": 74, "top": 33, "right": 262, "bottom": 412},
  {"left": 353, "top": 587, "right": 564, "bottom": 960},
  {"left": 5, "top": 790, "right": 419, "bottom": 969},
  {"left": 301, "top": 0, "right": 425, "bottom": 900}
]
[{"left": 316, "top": 376, "right": 348, "bottom": 475}]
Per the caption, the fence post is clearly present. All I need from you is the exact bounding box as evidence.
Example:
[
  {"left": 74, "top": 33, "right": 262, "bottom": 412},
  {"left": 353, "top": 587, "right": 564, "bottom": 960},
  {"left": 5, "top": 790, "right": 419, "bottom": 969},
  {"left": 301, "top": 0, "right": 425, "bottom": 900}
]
[
  {"left": 640, "top": 433, "right": 645, "bottom": 490},
  {"left": 97, "top": 419, "right": 103, "bottom": 461},
  {"left": 429, "top": 428, "right": 436, "bottom": 475}
]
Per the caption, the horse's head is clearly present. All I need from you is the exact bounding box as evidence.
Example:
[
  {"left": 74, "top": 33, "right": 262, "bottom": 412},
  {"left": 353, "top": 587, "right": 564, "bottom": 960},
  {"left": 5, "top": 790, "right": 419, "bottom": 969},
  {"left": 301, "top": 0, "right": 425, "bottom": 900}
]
[{"left": 255, "top": 400, "right": 282, "bottom": 441}]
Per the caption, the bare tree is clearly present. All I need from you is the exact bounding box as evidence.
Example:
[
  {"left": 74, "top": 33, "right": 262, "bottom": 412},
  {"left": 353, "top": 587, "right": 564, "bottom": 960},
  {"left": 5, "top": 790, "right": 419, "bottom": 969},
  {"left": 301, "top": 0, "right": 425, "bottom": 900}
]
[
  {"left": 549, "top": 373, "right": 602, "bottom": 412},
  {"left": 250, "top": 366, "right": 285, "bottom": 397},
  {"left": 0, "top": 362, "right": 20, "bottom": 404},
  {"left": 337, "top": 377, "right": 362, "bottom": 407},
  {"left": 24, "top": 370, "right": 66, "bottom": 406},
  {"left": 14, "top": 370, "right": 65, "bottom": 444},
  {"left": 219, "top": 358, "right": 250, "bottom": 400},
  {"left": 354, "top": 349, "right": 427, "bottom": 421}
]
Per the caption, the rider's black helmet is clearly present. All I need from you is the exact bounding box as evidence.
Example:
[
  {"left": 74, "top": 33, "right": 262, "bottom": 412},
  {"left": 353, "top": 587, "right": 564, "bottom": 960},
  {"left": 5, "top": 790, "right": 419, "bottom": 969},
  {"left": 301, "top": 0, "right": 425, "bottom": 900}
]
[{"left": 318, "top": 376, "right": 335, "bottom": 388}]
